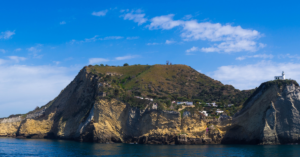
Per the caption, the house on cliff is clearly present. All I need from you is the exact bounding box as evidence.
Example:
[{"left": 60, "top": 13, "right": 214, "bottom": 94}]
[
  {"left": 216, "top": 109, "right": 224, "bottom": 115},
  {"left": 199, "top": 111, "right": 208, "bottom": 116}
]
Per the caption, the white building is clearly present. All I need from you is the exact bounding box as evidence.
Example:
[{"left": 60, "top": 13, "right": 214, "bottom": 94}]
[
  {"left": 152, "top": 103, "right": 158, "bottom": 110},
  {"left": 216, "top": 109, "right": 224, "bottom": 115},
  {"left": 199, "top": 111, "right": 208, "bottom": 116},
  {"left": 206, "top": 102, "right": 217, "bottom": 107},
  {"left": 227, "top": 104, "right": 234, "bottom": 107},
  {"left": 145, "top": 98, "right": 153, "bottom": 101},
  {"left": 134, "top": 96, "right": 144, "bottom": 99},
  {"left": 274, "top": 71, "right": 285, "bottom": 80},
  {"left": 177, "top": 101, "right": 193, "bottom": 106},
  {"left": 186, "top": 102, "right": 193, "bottom": 106}
]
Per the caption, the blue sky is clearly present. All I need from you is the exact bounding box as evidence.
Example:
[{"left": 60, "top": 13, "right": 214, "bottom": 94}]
[{"left": 1, "top": 0, "right": 300, "bottom": 117}]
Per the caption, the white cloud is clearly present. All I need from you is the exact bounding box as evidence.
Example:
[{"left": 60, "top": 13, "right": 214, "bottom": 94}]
[
  {"left": 88, "top": 58, "right": 110, "bottom": 64},
  {"left": 69, "top": 35, "right": 124, "bottom": 44},
  {"left": 236, "top": 54, "right": 274, "bottom": 61},
  {"left": 102, "top": 36, "right": 123, "bottom": 40},
  {"left": 92, "top": 10, "right": 108, "bottom": 16},
  {"left": 165, "top": 40, "right": 175, "bottom": 44},
  {"left": 15, "top": 48, "right": 22, "bottom": 51},
  {"left": 0, "top": 65, "right": 77, "bottom": 117},
  {"left": 7, "top": 56, "right": 26, "bottom": 63},
  {"left": 0, "top": 56, "right": 26, "bottom": 65},
  {"left": 147, "top": 42, "right": 160, "bottom": 45},
  {"left": 201, "top": 40, "right": 259, "bottom": 53},
  {"left": 186, "top": 46, "right": 199, "bottom": 53},
  {"left": 0, "top": 59, "right": 6, "bottom": 65},
  {"left": 53, "top": 61, "right": 60, "bottom": 65},
  {"left": 146, "top": 14, "right": 263, "bottom": 53},
  {"left": 115, "top": 55, "right": 138, "bottom": 60},
  {"left": 0, "top": 30, "right": 15, "bottom": 39},
  {"left": 149, "top": 14, "right": 183, "bottom": 30},
  {"left": 181, "top": 21, "right": 260, "bottom": 41},
  {"left": 183, "top": 14, "right": 193, "bottom": 20},
  {"left": 278, "top": 54, "right": 300, "bottom": 60},
  {"left": 123, "top": 12, "right": 147, "bottom": 25},
  {"left": 126, "top": 36, "right": 139, "bottom": 40},
  {"left": 0, "top": 49, "right": 5, "bottom": 53},
  {"left": 60, "top": 21, "right": 66, "bottom": 25},
  {"left": 28, "top": 45, "right": 42, "bottom": 58},
  {"left": 69, "top": 35, "right": 99, "bottom": 44},
  {"left": 209, "top": 61, "right": 300, "bottom": 90}
]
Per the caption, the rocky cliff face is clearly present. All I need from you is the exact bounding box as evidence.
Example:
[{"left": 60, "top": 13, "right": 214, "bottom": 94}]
[
  {"left": 0, "top": 117, "right": 22, "bottom": 137},
  {"left": 0, "top": 67, "right": 224, "bottom": 144},
  {"left": 3, "top": 66, "right": 299, "bottom": 145},
  {"left": 222, "top": 82, "right": 300, "bottom": 144}
]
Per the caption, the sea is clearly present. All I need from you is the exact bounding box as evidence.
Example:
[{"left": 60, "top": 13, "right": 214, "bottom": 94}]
[{"left": 1, "top": 137, "right": 300, "bottom": 157}]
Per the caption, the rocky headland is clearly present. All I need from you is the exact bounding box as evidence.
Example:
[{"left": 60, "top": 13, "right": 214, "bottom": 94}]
[{"left": 1, "top": 65, "right": 299, "bottom": 145}]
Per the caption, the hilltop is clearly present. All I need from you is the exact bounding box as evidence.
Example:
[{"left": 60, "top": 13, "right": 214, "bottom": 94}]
[{"left": 87, "top": 64, "right": 254, "bottom": 116}]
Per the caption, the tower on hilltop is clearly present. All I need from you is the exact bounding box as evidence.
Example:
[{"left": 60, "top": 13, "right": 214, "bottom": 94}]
[{"left": 274, "top": 71, "right": 285, "bottom": 80}]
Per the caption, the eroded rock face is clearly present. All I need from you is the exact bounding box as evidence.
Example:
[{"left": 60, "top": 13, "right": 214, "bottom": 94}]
[
  {"left": 0, "top": 117, "right": 22, "bottom": 137},
  {"left": 222, "top": 84, "right": 300, "bottom": 144},
  {"left": 0, "top": 67, "right": 223, "bottom": 145}
]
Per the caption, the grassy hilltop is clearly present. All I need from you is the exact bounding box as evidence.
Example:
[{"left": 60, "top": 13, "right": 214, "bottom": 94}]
[{"left": 87, "top": 64, "right": 254, "bottom": 116}]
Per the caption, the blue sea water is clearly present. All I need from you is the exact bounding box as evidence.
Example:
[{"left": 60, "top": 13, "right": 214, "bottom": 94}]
[{"left": 1, "top": 137, "right": 300, "bottom": 157}]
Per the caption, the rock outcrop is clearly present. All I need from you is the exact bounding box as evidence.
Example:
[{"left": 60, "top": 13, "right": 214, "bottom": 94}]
[
  {"left": 0, "top": 116, "right": 22, "bottom": 137},
  {"left": 222, "top": 81, "right": 300, "bottom": 144},
  {"left": 0, "top": 66, "right": 225, "bottom": 144}
]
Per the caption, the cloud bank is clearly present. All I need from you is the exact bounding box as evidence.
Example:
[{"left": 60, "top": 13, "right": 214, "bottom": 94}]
[
  {"left": 210, "top": 61, "right": 300, "bottom": 90},
  {"left": 0, "top": 65, "right": 76, "bottom": 117}
]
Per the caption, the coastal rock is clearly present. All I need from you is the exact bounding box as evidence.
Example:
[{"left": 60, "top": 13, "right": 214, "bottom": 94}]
[
  {"left": 222, "top": 83, "right": 300, "bottom": 144},
  {"left": 0, "top": 117, "right": 22, "bottom": 137},
  {"left": 0, "top": 66, "right": 224, "bottom": 145}
]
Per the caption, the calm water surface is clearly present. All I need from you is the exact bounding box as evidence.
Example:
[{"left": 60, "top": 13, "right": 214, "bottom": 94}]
[{"left": 1, "top": 137, "right": 300, "bottom": 156}]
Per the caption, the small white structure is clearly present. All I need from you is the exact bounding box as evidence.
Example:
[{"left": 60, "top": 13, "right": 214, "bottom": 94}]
[
  {"left": 172, "top": 101, "right": 176, "bottom": 104},
  {"left": 177, "top": 101, "right": 193, "bottom": 106},
  {"left": 152, "top": 103, "right": 158, "bottom": 110},
  {"left": 227, "top": 104, "right": 234, "bottom": 107},
  {"left": 206, "top": 102, "right": 217, "bottom": 107},
  {"left": 177, "top": 102, "right": 184, "bottom": 105},
  {"left": 145, "top": 98, "right": 153, "bottom": 101},
  {"left": 186, "top": 102, "right": 193, "bottom": 106},
  {"left": 199, "top": 111, "right": 208, "bottom": 116},
  {"left": 274, "top": 71, "right": 285, "bottom": 80},
  {"left": 216, "top": 109, "right": 224, "bottom": 115},
  {"left": 134, "top": 96, "right": 144, "bottom": 99}
]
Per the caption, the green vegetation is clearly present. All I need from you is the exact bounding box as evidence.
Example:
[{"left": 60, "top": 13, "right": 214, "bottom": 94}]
[{"left": 87, "top": 64, "right": 255, "bottom": 114}]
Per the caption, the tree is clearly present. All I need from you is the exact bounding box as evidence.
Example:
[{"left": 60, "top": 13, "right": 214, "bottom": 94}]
[
  {"left": 166, "top": 60, "right": 169, "bottom": 65},
  {"left": 172, "top": 94, "right": 179, "bottom": 100},
  {"left": 123, "top": 63, "right": 129, "bottom": 66},
  {"left": 100, "top": 64, "right": 104, "bottom": 66},
  {"left": 166, "top": 100, "right": 171, "bottom": 108},
  {"left": 114, "top": 89, "right": 119, "bottom": 97}
]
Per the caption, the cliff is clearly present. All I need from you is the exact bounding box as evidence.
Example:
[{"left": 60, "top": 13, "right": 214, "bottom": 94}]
[
  {"left": 0, "top": 117, "right": 22, "bottom": 137},
  {"left": 222, "top": 80, "right": 300, "bottom": 144},
  {"left": 3, "top": 65, "right": 300, "bottom": 145},
  {"left": 0, "top": 65, "right": 230, "bottom": 144}
]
